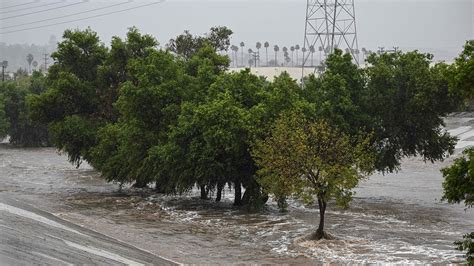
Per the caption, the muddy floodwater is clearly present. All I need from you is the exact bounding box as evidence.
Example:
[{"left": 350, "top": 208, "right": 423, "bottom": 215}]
[{"left": 1, "top": 115, "right": 474, "bottom": 264}]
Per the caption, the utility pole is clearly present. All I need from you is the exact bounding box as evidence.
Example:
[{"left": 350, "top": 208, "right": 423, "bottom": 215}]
[
  {"left": 251, "top": 51, "right": 260, "bottom": 68},
  {"left": 43, "top": 53, "right": 49, "bottom": 72},
  {"left": 1, "top": 61, "right": 8, "bottom": 82},
  {"left": 302, "top": 0, "right": 360, "bottom": 75}
]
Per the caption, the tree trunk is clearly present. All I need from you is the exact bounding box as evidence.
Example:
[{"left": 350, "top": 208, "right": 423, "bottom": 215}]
[
  {"left": 200, "top": 184, "right": 208, "bottom": 200},
  {"left": 317, "top": 196, "right": 326, "bottom": 234},
  {"left": 310, "top": 194, "right": 333, "bottom": 240},
  {"left": 266, "top": 48, "right": 268, "bottom": 66},
  {"left": 133, "top": 179, "right": 148, "bottom": 189},
  {"left": 155, "top": 183, "right": 166, "bottom": 193},
  {"left": 216, "top": 184, "right": 223, "bottom": 202},
  {"left": 234, "top": 180, "right": 242, "bottom": 206}
]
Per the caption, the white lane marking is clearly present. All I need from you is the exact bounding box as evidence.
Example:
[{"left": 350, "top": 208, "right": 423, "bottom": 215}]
[
  {"left": 64, "top": 240, "right": 145, "bottom": 266},
  {"left": 31, "top": 251, "right": 74, "bottom": 266},
  {"left": 0, "top": 203, "right": 86, "bottom": 237}
]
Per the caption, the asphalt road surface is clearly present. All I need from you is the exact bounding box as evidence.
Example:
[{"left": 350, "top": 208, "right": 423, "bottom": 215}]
[{"left": 0, "top": 195, "right": 177, "bottom": 265}]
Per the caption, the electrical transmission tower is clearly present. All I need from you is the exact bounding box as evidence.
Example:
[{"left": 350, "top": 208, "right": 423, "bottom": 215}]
[{"left": 302, "top": 0, "right": 360, "bottom": 73}]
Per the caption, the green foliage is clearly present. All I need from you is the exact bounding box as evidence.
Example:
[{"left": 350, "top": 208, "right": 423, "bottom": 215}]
[
  {"left": 305, "top": 49, "right": 458, "bottom": 173},
  {"left": 442, "top": 148, "right": 474, "bottom": 207},
  {"left": 167, "top": 26, "right": 233, "bottom": 60},
  {"left": 0, "top": 94, "right": 9, "bottom": 139},
  {"left": 440, "top": 41, "right": 474, "bottom": 264},
  {"left": 442, "top": 148, "right": 474, "bottom": 264},
  {"left": 365, "top": 51, "right": 457, "bottom": 171},
  {"left": 30, "top": 27, "right": 157, "bottom": 166},
  {"left": 455, "top": 233, "right": 474, "bottom": 265},
  {"left": 452, "top": 40, "right": 474, "bottom": 101},
  {"left": 28, "top": 26, "right": 470, "bottom": 223},
  {"left": 252, "top": 111, "right": 374, "bottom": 214},
  {"left": 49, "top": 115, "right": 98, "bottom": 167},
  {"left": 0, "top": 72, "right": 49, "bottom": 146}
]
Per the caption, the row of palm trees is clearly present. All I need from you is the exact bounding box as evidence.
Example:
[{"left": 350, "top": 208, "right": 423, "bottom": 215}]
[
  {"left": 26, "top": 54, "right": 39, "bottom": 73},
  {"left": 228, "top": 42, "right": 373, "bottom": 68}
]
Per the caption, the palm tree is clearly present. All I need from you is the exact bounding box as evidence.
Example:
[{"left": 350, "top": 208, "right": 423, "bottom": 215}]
[
  {"left": 282, "top": 47, "right": 289, "bottom": 66},
  {"left": 310, "top": 45, "right": 316, "bottom": 66},
  {"left": 295, "top": 44, "right": 300, "bottom": 66},
  {"left": 273, "top": 45, "right": 279, "bottom": 66},
  {"left": 26, "top": 54, "right": 34, "bottom": 74},
  {"left": 231, "top": 45, "right": 239, "bottom": 67},
  {"left": 240, "top": 42, "right": 245, "bottom": 67},
  {"left": 256, "top": 42, "right": 262, "bottom": 67},
  {"left": 284, "top": 51, "right": 291, "bottom": 66},
  {"left": 290, "top": 46, "right": 295, "bottom": 66},
  {"left": 264, "top": 41, "right": 269, "bottom": 66},
  {"left": 248, "top": 48, "right": 254, "bottom": 67}
]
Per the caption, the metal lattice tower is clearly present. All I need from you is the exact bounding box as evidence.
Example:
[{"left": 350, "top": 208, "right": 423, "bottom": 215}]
[{"left": 302, "top": 0, "right": 359, "bottom": 72}]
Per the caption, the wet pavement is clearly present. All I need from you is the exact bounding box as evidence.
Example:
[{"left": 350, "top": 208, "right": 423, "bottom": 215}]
[{"left": 0, "top": 195, "right": 176, "bottom": 265}]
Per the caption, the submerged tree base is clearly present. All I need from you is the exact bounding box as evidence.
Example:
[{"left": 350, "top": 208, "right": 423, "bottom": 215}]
[{"left": 306, "top": 230, "right": 335, "bottom": 241}]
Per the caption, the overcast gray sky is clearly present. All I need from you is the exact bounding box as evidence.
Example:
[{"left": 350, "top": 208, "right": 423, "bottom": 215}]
[{"left": 0, "top": 0, "right": 473, "bottom": 56}]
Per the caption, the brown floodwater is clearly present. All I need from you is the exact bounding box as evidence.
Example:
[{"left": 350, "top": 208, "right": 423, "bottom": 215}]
[{"left": 1, "top": 116, "right": 474, "bottom": 264}]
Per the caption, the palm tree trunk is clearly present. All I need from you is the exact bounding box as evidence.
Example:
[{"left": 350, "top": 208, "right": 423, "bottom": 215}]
[
  {"left": 265, "top": 48, "right": 268, "bottom": 66},
  {"left": 257, "top": 49, "right": 260, "bottom": 67}
]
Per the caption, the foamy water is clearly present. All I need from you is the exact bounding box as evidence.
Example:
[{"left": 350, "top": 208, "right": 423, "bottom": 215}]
[{"left": 1, "top": 115, "right": 474, "bottom": 263}]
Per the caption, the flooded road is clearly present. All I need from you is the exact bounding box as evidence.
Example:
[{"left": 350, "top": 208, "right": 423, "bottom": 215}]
[{"left": 1, "top": 115, "right": 474, "bottom": 264}]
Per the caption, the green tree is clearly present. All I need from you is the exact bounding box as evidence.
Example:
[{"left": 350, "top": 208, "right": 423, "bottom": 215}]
[
  {"left": 0, "top": 94, "right": 9, "bottom": 139},
  {"left": 0, "top": 73, "right": 49, "bottom": 146},
  {"left": 304, "top": 49, "right": 457, "bottom": 172},
  {"left": 440, "top": 40, "right": 474, "bottom": 265},
  {"left": 167, "top": 26, "right": 233, "bottom": 60},
  {"left": 252, "top": 111, "right": 374, "bottom": 239},
  {"left": 264, "top": 41, "right": 269, "bottom": 66},
  {"left": 30, "top": 27, "right": 157, "bottom": 167},
  {"left": 92, "top": 49, "right": 184, "bottom": 187},
  {"left": 451, "top": 40, "right": 474, "bottom": 101},
  {"left": 441, "top": 148, "right": 474, "bottom": 264},
  {"left": 165, "top": 94, "right": 251, "bottom": 203},
  {"left": 26, "top": 54, "right": 33, "bottom": 74}
]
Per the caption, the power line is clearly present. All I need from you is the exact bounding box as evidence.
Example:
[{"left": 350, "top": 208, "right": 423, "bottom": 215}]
[
  {"left": 0, "top": 1, "right": 39, "bottom": 10},
  {"left": 1, "top": 1, "right": 132, "bottom": 30},
  {"left": 0, "top": 1, "right": 63, "bottom": 15},
  {"left": 1, "top": 1, "right": 87, "bottom": 21},
  {"left": 0, "top": 1, "right": 165, "bottom": 35}
]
